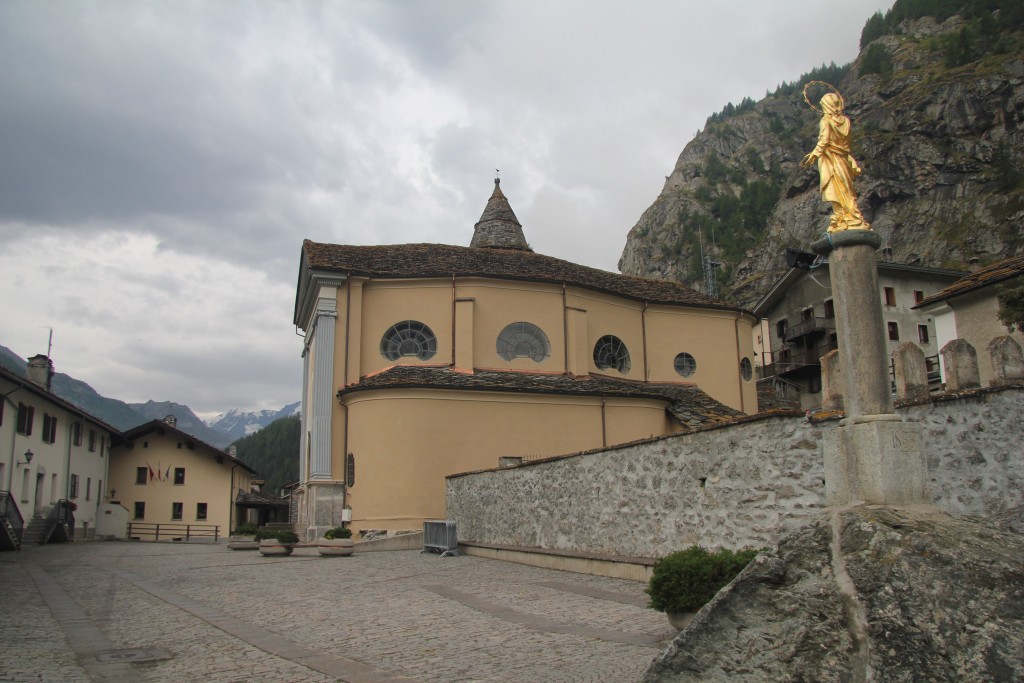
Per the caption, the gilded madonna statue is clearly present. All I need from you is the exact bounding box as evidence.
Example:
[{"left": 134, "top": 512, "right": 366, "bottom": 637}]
[{"left": 801, "top": 83, "right": 871, "bottom": 232}]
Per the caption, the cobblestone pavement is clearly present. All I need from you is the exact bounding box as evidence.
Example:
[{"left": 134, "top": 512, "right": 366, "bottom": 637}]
[{"left": 0, "top": 542, "right": 677, "bottom": 682}]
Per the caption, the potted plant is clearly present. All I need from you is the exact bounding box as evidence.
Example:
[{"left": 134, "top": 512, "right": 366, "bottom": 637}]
[
  {"left": 318, "top": 526, "right": 355, "bottom": 557},
  {"left": 256, "top": 529, "right": 299, "bottom": 556},
  {"left": 646, "top": 545, "right": 758, "bottom": 629},
  {"left": 227, "top": 523, "right": 259, "bottom": 550}
]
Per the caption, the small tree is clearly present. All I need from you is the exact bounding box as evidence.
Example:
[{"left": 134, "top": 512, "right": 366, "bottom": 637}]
[
  {"left": 323, "top": 526, "right": 352, "bottom": 540},
  {"left": 997, "top": 284, "right": 1024, "bottom": 332}
]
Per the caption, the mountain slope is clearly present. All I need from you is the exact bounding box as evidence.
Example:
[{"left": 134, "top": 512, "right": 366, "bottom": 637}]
[
  {"left": 128, "top": 400, "right": 233, "bottom": 448},
  {"left": 231, "top": 414, "right": 300, "bottom": 495},
  {"left": 620, "top": 0, "right": 1024, "bottom": 307},
  {"left": 207, "top": 402, "right": 301, "bottom": 442}
]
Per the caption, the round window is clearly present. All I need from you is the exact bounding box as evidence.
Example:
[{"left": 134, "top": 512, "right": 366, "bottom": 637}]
[
  {"left": 380, "top": 321, "right": 437, "bottom": 361},
  {"left": 593, "top": 335, "right": 631, "bottom": 374},
  {"left": 674, "top": 352, "right": 697, "bottom": 377},
  {"left": 740, "top": 357, "right": 753, "bottom": 381},
  {"left": 497, "top": 322, "right": 551, "bottom": 363}
]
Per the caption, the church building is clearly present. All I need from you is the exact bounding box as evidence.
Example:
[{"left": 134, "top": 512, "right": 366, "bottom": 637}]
[{"left": 292, "top": 180, "right": 759, "bottom": 539}]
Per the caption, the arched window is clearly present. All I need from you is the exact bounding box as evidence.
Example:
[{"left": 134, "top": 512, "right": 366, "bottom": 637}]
[
  {"left": 674, "top": 352, "right": 697, "bottom": 378},
  {"left": 380, "top": 321, "right": 437, "bottom": 361},
  {"left": 593, "top": 335, "right": 631, "bottom": 374},
  {"left": 496, "top": 322, "right": 551, "bottom": 362}
]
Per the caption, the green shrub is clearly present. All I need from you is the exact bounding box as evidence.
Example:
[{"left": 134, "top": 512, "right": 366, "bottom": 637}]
[
  {"left": 254, "top": 529, "right": 299, "bottom": 544},
  {"left": 234, "top": 523, "right": 257, "bottom": 535},
  {"left": 323, "top": 526, "right": 352, "bottom": 540},
  {"left": 646, "top": 546, "right": 758, "bottom": 614}
]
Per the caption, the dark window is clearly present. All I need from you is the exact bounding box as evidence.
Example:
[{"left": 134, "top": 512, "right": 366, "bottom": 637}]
[
  {"left": 42, "top": 414, "right": 58, "bottom": 444},
  {"left": 174, "top": 468, "right": 185, "bottom": 485},
  {"left": 86, "top": 478, "right": 91, "bottom": 501},
  {"left": 888, "top": 322, "right": 900, "bottom": 341},
  {"left": 914, "top": 290, "right": 925, "bottom": 304},
  {"left": 176, "top": 442, "right": 182, "bottom": 449},
  {"left": 593, "top": 335, "right": 631, "bottom": 374},
  {"left": 380, "top": 320, "right": 438, "bottom": 361},
  {"left": 16, "top": 403, "right": 34, "bottom": 436},
  {"left": 884, "top": 287, "right": 896, "bottom": 307},
  {"left": 776, "top": 319, "right": 788, "bottom": 340},
  {"left": 171, "top": 502, "right": 183, "bottom": 520},
  {"left": 808, "top": 374, "right": 822, "bottom": 394},
  {"left": 70, "top": 474, "right": 79, "bottom": 498},
  {"left": 740, "top": 358, "right": 753, "bottom": 382},
  {"left": 801, "top": 307, "right": 813, "bottom": 321},
  {"left": 196, "top": 503, "right": 208, "bottom": 520},
  {"left": 134, "top": 502, "right": 145, "bottom": 519},
  {"left": 0, "top": 399, "right": 4, "bottom": 426},
  {"left": 88, "top": 429, "right": 96, "bottom": 452},
  {"left": 72, "top": 423, "right": 83, "bottom": 446},
  {"left": 823, "top": 299, "right": 835, "bottom": 319},
  {"left": 136, "top": 467, "right": 148, "bottom": 485},
  {"left": 918, "top": 324, "right": 930, "bottom": 344}
]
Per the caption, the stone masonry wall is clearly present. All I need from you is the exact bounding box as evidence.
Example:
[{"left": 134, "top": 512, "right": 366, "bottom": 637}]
[{"left": 446, "top": 387, "right": 1024, "bottom": 559}]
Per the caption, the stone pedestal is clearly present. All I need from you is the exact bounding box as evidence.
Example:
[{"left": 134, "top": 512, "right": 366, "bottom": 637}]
[
  {"left": 306, "top": 482, "right": 347, "bottom": 542},
  {"left": 823, "top": 415, "right": 929, "bottom": 505},
  {"left": 813, "top": 230, "right": 930, "bottom": 506}
]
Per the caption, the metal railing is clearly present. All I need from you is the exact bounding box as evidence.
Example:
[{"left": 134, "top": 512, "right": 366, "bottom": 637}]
[
  {"left": 782, "top": 316, "right": 836, "bottom": 342},
  {"left": 0, "top": 491, "right": 25, "bottom": 550},
  {"left": 127, "top": 522, "right": 221, "bottom": 542},
  {"left": 420, "top": 520, "right": 460, "bottom": 557},
  {"left": 43, "top": 500, "right": 76, "bottom": 544}
]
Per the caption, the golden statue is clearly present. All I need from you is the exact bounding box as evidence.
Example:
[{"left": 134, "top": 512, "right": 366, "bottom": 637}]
[{"left": 800, "top": 83, "right": 870, "bottom": 232}]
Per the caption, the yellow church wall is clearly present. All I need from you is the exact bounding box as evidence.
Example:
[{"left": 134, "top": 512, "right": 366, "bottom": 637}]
[
  {"left": 341, "top": 389, "right": 671, "bottom": 532},
  {"left": 109, "top": 431, "right": 251, "bottom": 535},
  {"left": 574, "top": 289, "right": 646, "bottom": 381},
  {"left": 358, "top": 279, "right": 454, "bottom": 375},
  {"left": 455, "top": 279, "right": 566, "bottom": 373}
]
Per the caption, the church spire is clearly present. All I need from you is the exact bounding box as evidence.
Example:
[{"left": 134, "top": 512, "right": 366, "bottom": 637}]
[{"left": 470, "top": 178, "right": 532, "bottom": 251}]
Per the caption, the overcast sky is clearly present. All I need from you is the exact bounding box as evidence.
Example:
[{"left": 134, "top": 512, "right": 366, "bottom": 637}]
[{"left": 0, "top": 0, "right": 891, "bottom": 419}]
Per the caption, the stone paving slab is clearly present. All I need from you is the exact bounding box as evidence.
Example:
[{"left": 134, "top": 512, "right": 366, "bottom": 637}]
[{"left": 0, "top": 542, "right": 676, "bottom": 682}]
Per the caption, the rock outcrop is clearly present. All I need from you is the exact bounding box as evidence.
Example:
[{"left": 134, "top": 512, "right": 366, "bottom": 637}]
[
  {"left": 644, "top": 506, "right": 1024, "bottom": 682},
  {"left": 620, "top": 9, "right": 1024, "bottom": 307}
]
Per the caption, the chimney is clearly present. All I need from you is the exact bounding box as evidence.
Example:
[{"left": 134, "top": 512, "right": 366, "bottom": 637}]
[
  {"left": 26, "top": 355, "right": 54, "bottom": 391},
  {"left": 967, "top": 257, "right": 982, "bottom": 273},
  {"left": 228, "top": 445, "right": 238, "bottom": 457},
  {"left": 163, "top": 414, "right": 177, "bottom": 427}
]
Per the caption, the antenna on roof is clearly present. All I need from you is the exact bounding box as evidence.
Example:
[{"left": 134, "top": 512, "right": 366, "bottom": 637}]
[{"left": 47, "top": 328, "right": 53, "bottom": 359}]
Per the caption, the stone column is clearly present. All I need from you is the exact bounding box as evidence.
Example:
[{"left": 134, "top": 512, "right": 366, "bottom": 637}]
[{"left": 812, "top": 230, "right": 930, "bottom": 506}]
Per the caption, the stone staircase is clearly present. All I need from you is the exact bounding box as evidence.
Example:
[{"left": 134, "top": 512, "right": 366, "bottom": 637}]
[{"left": 21, "top": 517, "right": 51, "bottom": 546}]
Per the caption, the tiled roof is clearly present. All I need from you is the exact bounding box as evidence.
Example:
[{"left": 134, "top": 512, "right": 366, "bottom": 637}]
[
  {"left": 915, "top": 254, "right": 1024, "bottom": 307},
  {"left": 470, "top": 179, "right": 531, "bottom": 251},
  {"left": 339, "top": 366, "right": 742, "bottom": 430},
  {"left": 0, "top": 364, "right": 120, "bottom": 434},
  {"left": 115, "top": 420, "right": 257, "bottom": 474},
  {"left": 303, "top": 240, "right": 743, "bottom": 311}
]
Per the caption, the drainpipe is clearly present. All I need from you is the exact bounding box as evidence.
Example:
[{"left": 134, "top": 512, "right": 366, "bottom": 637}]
[
  {"left": 600, "top": 396, "right": 607, "bottom": 448},
  {"left": 344, "top": 276, "right": 352, "bottom": 387},
  {"left": 641, "top": 302, "right": 649, "bottom": 382},
  {"left": 734, "top": 314, "right": 746, "bottom": 413},
  {"left": 64, "top": 420, "right": 83, "bottom": 504},
  {"left": 562, "top": 284, "right": 569, "bottom": 374},
  {"left": 451, "top": 274, "right": 457, "bottom": 366}
]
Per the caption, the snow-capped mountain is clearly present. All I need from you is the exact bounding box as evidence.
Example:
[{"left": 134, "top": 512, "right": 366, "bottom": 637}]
[{"left": 206, "top": 401, "right": 300, "bottom": 442}]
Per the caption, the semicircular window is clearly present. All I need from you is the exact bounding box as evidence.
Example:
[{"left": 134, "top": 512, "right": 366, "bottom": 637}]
[
  {"left": 497, "top": 322, "right": 551, "bottom": 363},
  {"left": 380, "top": 320, "right": 437, "bottom": 361},
  {"left": 593, "top": 335, "right": 631, "bottom": 374},
  {"left": 674, "top": 352, "right": 697, "bottom": 378}
]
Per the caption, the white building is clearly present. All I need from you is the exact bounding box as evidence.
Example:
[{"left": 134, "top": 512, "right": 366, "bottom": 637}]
[{"left": 1, "top": 355, "right": 116, "bottom": 548}]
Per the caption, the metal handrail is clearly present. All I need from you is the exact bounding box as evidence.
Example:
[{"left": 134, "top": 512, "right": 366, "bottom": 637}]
[
  {"left": 783, "top": 316, "right": 836, "bottom": 341},
  {"left": 126, "top": 522, "right": 221, "bottom": 542},
  {"left": 0, "top": 491, "right": 25, "bottom": 548}
]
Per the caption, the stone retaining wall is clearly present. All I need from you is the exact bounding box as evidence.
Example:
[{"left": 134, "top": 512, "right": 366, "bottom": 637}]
[{"left": 446, "top": 387, "right": 1023, "bottom": 559}]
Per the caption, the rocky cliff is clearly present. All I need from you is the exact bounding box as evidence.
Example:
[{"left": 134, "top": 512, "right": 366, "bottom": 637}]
[
  {"left": 620, "top": 5, "right": 1024, "bottom": 307},
  {"left": 644, "top": 506, "right": 1024, "bottom": 682}
]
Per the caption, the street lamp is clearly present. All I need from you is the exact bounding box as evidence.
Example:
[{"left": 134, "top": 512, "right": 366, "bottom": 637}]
[{"left": 17, "top": 450, "right": 33, "bottom": 466}]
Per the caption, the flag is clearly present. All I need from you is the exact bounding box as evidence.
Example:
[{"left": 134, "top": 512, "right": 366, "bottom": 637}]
[
  {"left": 148, "top": 464, "right": 155, "bottom": 481},
  {"left": 166, "top": 465, "right": 172, "bottom": 481}
]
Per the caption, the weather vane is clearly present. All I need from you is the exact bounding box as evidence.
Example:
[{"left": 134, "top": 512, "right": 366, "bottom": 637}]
[{"left": 800, "top": 81, "right": 871, "bottom": 233}]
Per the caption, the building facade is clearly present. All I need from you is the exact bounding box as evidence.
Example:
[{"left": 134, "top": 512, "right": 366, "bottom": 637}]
[
  {"left": 292, "top": 180, "right": 759, "bottom": 539},
  {"left": 109, "top": 417, "right": 255, "bottom": 537},
  {"left": 1, "top": 356, "right": 115, "bottom": 546},
  {"left": 753, "top": 260, "right": 965, "bottom": 410},
  {"left": 915, "top": 254, "right": 1024, "bottom": 385}
]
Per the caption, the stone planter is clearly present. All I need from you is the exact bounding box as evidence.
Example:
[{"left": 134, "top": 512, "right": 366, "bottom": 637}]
[
  {"left": 318, "top": 538, "right": 355, "bottom": 557},
  {"left": 666, "top": 611, "right": 696, "bottom": 630},
  {"left": 258, "top": 538, "right": 294, "bottom": 556},
  {"left": 227, "top": 535, "right": 259, "bottom": 551}
]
